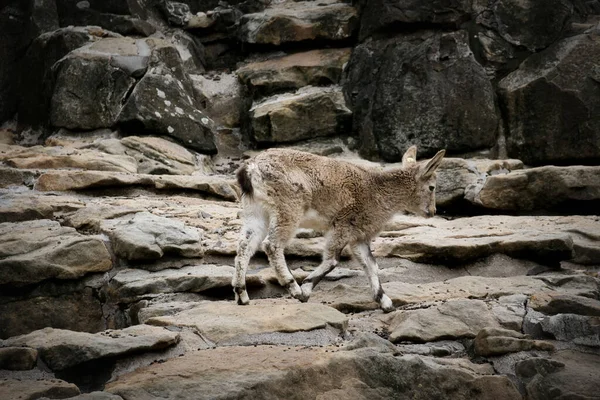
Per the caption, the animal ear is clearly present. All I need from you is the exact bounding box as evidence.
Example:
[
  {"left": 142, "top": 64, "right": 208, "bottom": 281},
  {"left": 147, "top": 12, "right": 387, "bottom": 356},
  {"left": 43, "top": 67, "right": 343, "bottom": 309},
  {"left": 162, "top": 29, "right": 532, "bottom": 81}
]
[
  {"left": 420, "top": 149, "right": 445, "bottom": 179},
  {"left": 402, "top": 145, "right": 418, "bottom": 167}
]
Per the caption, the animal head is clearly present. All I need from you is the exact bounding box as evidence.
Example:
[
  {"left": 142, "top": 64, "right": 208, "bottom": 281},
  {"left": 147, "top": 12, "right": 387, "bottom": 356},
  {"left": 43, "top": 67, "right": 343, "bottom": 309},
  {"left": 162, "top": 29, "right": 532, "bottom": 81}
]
[{"left": 401, "top": 145, "right": 445, "bottom": 218}]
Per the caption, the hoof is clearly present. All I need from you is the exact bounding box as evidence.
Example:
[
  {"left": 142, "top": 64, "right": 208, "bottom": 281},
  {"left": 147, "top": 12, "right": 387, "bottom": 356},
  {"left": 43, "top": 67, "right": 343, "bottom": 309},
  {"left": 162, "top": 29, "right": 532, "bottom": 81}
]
[
  {"left": 234, "top": 290, "right": 250, "bottom": 305},
  {"left": 380, "top": 295, "right": 394, "bottom": 313}
]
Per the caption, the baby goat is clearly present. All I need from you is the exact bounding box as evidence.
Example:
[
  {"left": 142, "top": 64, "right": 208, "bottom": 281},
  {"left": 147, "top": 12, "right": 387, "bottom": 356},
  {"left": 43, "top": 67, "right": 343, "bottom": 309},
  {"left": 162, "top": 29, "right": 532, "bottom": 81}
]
[{"left": 232, "top": 146, "right": 445, "bottom": 312}]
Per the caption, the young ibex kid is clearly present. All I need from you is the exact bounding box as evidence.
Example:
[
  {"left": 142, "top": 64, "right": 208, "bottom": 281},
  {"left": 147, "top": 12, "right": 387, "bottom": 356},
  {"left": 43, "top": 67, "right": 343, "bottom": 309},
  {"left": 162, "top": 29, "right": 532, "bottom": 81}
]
[{"left": 232, "top": 146, "right": 445, "bottom": 312}]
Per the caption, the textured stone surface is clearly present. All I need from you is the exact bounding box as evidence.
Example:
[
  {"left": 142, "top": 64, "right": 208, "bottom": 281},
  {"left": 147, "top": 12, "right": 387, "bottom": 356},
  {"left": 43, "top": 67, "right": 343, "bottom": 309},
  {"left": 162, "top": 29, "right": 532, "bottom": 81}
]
[
  {"left": 2, "top": 325, "right": 180, "bottom": 371},
  {"left": 529, "top": 292, "right": 600, "bottom": 317},
  {"left": 106, "top": 346, "right": 520, "bottom": 400},
  {"left": 250, "top": 86, "right": 352, "bottom": 144},
  {"left": 469, "top": 166, "right": 600, "bottom": 211},
  {"left": 474, "top": 327, "right": 554, "bottom": 357},
  {"left": 145, "top": 300, "right": 348, "bottom": 344},
  {"left": 0, "top": 378, "right": 80, "bottom": 400},
  {"left": 0, "top": 220, "right": 112, "bottom": 286},
  {"left": 239, "top": 0, "right": 358, "bottom": 45},
  {"left": 237, "top": 48, "right": 351, "bottom": 96},
  {"left": 0, "top": 347, "right": 38, "bottom": 370},
  {"left": 0, "top": 190, "right": 84, "bottom": 223},
  {"left": 498, "top": 31, "right": 600, "bottom": 165},
  {"left": 100, "top": 212, "right": 202, "bottom": 261},
  {"left": 345, "top": 30, "right": 498, "bottom": 160}
]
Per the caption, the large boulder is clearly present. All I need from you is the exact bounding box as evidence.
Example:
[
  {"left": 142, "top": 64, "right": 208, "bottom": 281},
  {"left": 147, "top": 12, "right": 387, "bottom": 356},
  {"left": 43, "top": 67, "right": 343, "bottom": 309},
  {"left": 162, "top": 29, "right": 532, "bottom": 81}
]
[
  {"left": 498, "top": 30, "right": 600, "bottom": 165},
  {"left": 237, "top": 48, "right": 352, "bottom": 97},
  {"left": 249, "top": 86, "right": 352, "bottom": 144},
  {"left": 239, "top": 0, "right": 358, "bottom": 45},
  {"left": 468, "top": 165, "right": 600, "bottom": 211},
  {"left": 106, "top": 346, "right": 521, "bottom": 399},
  {"left": 18, "top": 26, "right": 113, "bottom": 130},
  {"left": 359, "top": 0, "right": 472, "bottom": 40},
  {"left": 345, "top": 30, "right": 499, "bottom": 161},
  {"left": 0, "top": 219, "right": 112, "bottom": 286}
]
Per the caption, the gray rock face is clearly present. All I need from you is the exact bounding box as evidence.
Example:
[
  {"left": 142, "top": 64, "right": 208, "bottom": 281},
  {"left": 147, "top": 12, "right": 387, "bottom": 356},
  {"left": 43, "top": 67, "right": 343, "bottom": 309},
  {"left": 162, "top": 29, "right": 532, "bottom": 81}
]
[
  {"left": 1, "top": 325, "right": 180, "bottom": 371},
  {"left": 468, "top": 165, "right": 600, "bottom": 211},
  {"left": 474, "top": 327, "right": 554, "bottom": 357},
  {"left": 118, "top": 69, "right": 217, "bottom": 154},
  {"left": 0, "top": 220, "right": 112, "bottom": 286},
  {"left": 359, "top": 0, "right": 472, "bottom": 40},
  {"left": 524, "top": 309, "right": 600, "bottom": 347},
  {"left": 106, "top": 346, "right": 521, "bottom": 400},
  {"left": 250, "top": 86, "right": 352, "bottom": 144},
  {"left": 345, "top": 30, "right": 499, "bottom": 161},
  {"left": 239, "top": 0, "right": 358, "bottom": 45},
  {"left": 100, "top": 212, "right": 202, "bottom": 261},
  {"left": 144, "top": 300, "right": 348, "bottom": 344},
  {"left": 17, "top": 26, "right": 116, "bottom": 129},
  {"left": 529, "top": 292, "right": 600, "bottom": 317},
  {"left": 498, "top": 31, "right": 600, "bottom": 165},
  {"left": 237, "top": 48, "right": 352, "bottom": 97},
  {"left": 0, "top": 378, "right": 80, "bottom": 400}
]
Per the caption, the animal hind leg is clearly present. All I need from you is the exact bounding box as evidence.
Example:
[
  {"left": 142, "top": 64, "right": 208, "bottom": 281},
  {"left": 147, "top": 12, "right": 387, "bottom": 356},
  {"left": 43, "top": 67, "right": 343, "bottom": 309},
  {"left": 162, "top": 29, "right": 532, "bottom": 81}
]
[
  {"left": 300, "top": 231, "right": 347, "bottom": 301},
  {"left": 263, "top": 209, "right": 305, "bottom": 302},
  {"left": 233, "top": 202, "right": 268, "bottom": 305},
  {"left": 351, "top": 241, "right": 394, "bottom": 313}
]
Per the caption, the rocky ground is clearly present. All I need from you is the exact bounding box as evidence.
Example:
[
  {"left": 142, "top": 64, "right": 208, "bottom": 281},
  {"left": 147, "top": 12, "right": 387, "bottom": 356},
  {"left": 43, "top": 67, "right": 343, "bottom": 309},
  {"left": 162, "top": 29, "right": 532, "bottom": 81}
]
[
  {"left": 1, "top": 0, "right": 600, "bottom": 399},
  {"left": 1, "top": 130, "right": 599, "bottom": 400}
]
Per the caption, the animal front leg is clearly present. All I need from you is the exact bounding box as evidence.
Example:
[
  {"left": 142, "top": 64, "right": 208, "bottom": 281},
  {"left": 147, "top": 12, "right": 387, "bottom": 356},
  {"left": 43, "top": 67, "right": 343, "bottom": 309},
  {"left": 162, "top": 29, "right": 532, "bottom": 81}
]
[{"left": 351, "top": 241, "right": 394, "bottom": 313}]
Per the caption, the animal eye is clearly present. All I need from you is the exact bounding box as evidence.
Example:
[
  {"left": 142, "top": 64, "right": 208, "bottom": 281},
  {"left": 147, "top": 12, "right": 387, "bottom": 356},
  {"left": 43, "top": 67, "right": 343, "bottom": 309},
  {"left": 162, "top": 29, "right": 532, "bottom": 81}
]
[{"left": 429, "top": 185, "right": 435, "bottom": 192}]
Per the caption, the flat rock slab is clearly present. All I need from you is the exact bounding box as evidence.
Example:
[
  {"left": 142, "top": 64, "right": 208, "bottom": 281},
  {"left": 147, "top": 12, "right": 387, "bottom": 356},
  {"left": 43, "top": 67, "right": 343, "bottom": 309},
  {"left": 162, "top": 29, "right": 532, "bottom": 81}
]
[
  {"left": 0, "top": 378, "right": 80, "bottom": 400},
  {"left": 388, "top": 299, "right": 501, "bottom": 343},
  {"left": 34, "top": 170, "right": 238, "bottom": 200},
  {"left": 237, "top": 48, "right": 352, "bottom": 95},
  {"left": 474, "top": 327, "right": 554, "bottom": 357},
  {"left": 312, "top": 274, "right": 599, "bottom": 312},
  {"left": 0, "top": 347, "right": 38, "bottom": 370},
  {"left": 1, "top": 325, "right": 180, "bottom": 371},
  {"left": 0, "top": 190, "right": 84, "bottom": 222},
  {"left": 106, "top": 346, "right": 520, "bottom": 400},
  {"left": 100, "top": 212, "right": 202, "bottom": 261},
  {"left": 529, "top": 291, "right": 600, "bottom": 316},
  {"left": 239, "top": 0, "right": 358, "bottom": 45},
  {"left": 144, "top": 300, "right": 348, "bottom": 344},
  {"left": 0, "top": 219, "right": 112, "bottom": 286},
  {"left": 469, "top": 165, "right": 600, "bottom": 211},
  {"left": 110, "top": 264, "right": 264, "bottom": 302}
]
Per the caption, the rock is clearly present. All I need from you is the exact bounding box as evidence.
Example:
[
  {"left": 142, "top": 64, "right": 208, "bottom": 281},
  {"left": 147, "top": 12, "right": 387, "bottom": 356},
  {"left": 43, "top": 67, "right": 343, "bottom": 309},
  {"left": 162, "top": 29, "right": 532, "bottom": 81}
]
[
  {"left": 0, "top": 144, "right": 138, "bottom": 173},
  {"left": 345, "top": 30, "right": 499, "bottom": 161},
  {"left": 436, "top": 157, "right": 523, "bottom": 208},
  {"left": 1, "top": 0, "right": 59, "bottom": 122},
  {"left": 0, "top": 378, "right": 80, "bottom": 400},
  {"left": 120, "top": 136, "right": 197, "bottom": 175},
  {"left": 359, "top": 0, "right": 472, "bottom": 40},
  {"left": 516, "top": 350, "right": 600, "bottom": 400},
  {"left": 118, "top": 70, "right": 217, "bottom": 154},
  {"left": 145, "top": 300, "right": 348, "bottom": 344},
  {"left": 100, "top": 212, "right": 202, "bottom": 261},
  {"left": 1, "top": 325, "right": 180, "bottom": 371},
  {"left": 476, "top": 0, "right": 574, "bottom": 52},
  {"left": 49, "top": 38, "right": 140, "bottom": 130},
  {"left": 498, "top": 31, "right": 600, "bottom": 165},
  {"left": 388, "top": 299, "right": 501, "bottom": 343},
  {"left": 0, "top": 288, "right": 106, "bottom": 340},
  {"left": 63, "top": 204, "right": 142, "bottom": 232},
  {"left": 17, "top": 26, "right": 119, "bottom": 129},
  {"left": 0, "top": 191, "right": 84, "bottom": 223},
  {"left": 312, "top": 273, "right": 598, "bottom": 313},
  {"left": 0, "top": 166, "right": 38, "bottom": 188},
  {"left": 491, "top": 294, "right": 527, "bottom": 331},
  {"left": 524, "top": 309, "right": 600, "bottom": 347},
  {"left": 239, "top": 0, "right": 358, "bottom": 45},
  {"left": 237, "top": 48, "right": 352, "bottom": 97},
  {"left": 469, "top": 166, "right": 600, "bottom": 211},
  {"left": 0, "top": 220, "right": 112, "bottom": 286},
  {"left": 190, "top": 73, "right": 243, "bottom": 128},
  {"left": 106, "top": 346, "right": 521, "bottom": 399},
  {"left": 529, "top": 292, "right": 600, "bottom": 317},
  {"left": 250, "top": 86, "right": 352, "bottom": 144},
  {"left": 396, "top": 341, "right": 466, "bottom": 357},
  {"left": 0, "top": 347, "right": 38, "bottom": 370},
  {"left": 109, "top": 264, "right": 259, "bottom": 302},
  {"left": 474, "top": 327, "right": 554, "bottom": 357},
  {"left": 34, "top": 170, "right": 239, "bottom": 200},
  {"left": 41, "top": 392, "right": 123, "bottom": 400}
]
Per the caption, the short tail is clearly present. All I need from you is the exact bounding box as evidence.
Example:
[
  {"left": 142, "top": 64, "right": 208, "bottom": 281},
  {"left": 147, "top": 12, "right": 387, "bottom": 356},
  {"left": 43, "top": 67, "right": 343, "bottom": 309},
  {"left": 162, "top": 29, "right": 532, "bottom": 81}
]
[{"left": 236, "top": 164, "right": 253, "bottom": 198}]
